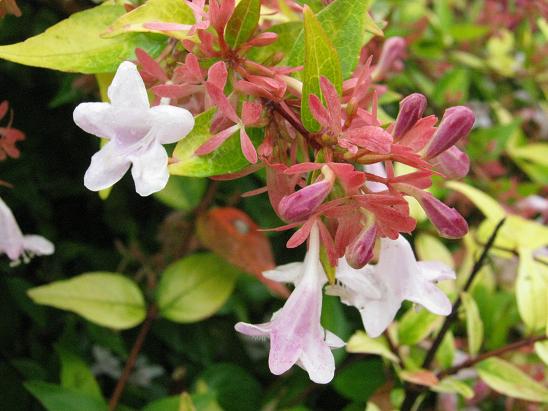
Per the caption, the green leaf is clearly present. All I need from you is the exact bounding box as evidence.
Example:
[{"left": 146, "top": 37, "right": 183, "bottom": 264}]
[
  {"left": 515, "top": 248, "right": 548, "bottom": 332},
  {"left": 288, "top": 0, "right": 372, "bottom": 79},
  {"left": 105, "top": 0, "right": 195, "bottom": 39},
  {"left": 448, "top": 23, "right": 489, "bottom": 42},
  {"left": 225, "top": 0, "right": 261, "bottom": 49},
  {"left": 142, "top": 397, "right": 179, "bottom": 411},
  {"left": 534, "top": 341, "right": 548, "bottom": 365},
  {"left": 27, "top": 273, "right": 146, "bottom": 330},
  {"left": 461, "top": 292, "right": 483, "bottom": 355},
  {"left": 475, "top": 357, "right": 548, "bottom": 403},
  {"left": 445, "top": 182, "right": 506, "bottom": 221},
  {"left": 432, "top": 377, "right": 474, "bottom": 399},
  {"left": 153, "top": 176, "right": 207, "bottom": 211},
  {"left": 246, "top": 22, "right": 303, "bottom": 64},
  {"left": 0, "top": 3, "right": 165, "bottom": 73},
  {"left": 57, "top": 347, "right": 103, "bottom": 400},
  {"left": 170, "top": 109, "right": 255, "bottom": 177},
  {"left": 333, "top": 359, "right": 386, "bottom": 402},
  {"left": 300, "top": 6, "right": 342, "bottom": 132},
  {"left": 199, "top": 363, "right": 262, "bottom": 411},
  {"left": 431, "top": 67, "right": 469, "bottom": 106},
  {"left": 346, "top": 331, "right": 399, "bottom": 363},
  {"left": 398, "top": 308, "right": 440, "bottom": 346},
  {"left": 435, "top": 331, "right": 455, "bottom": 369},
  {"left": 156, "top": 253, "right": 240, "bottom": 323},
  {"left": 476, "top": 216, "right": 548, "bottom": 253},
  {"left": 25, "top": 381, "right": 108, "bottom": 411}
]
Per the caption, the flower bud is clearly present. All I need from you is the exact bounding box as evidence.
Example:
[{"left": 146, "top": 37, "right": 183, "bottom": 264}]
[
  {"left": 431, "top": 146, "right": 470, "bottom": 179},
  {"left": 345, "top": 223, "right": 377, "bottom": 269},
  {"left": 425, "top": 106, "right": 475, "bottom": 159},
  {"left": 247, "top": 32, "right": 278, "bottom": 47},
  {"left": 372, "top": 37, "right": 406, "bottom": 81},
  {"left": 278, "top": 166, "right": 334, "bottom": 222},
  {"left": 417, "top": 192, "right": 468, "bottom": 238},
  {"left": 393, "top": 93, "right": 427, "bottom": 140}
]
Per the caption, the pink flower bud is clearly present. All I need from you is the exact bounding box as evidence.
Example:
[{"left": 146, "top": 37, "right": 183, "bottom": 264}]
[
  {"left": 372, "top": 37, "right": 406, "bottom": 81},
  {"left": 345, "top": 223, "right": 377, "bottom": 269},
  {"left": 418, "top": 192, "right": 468, "bottom": 238},
  {"left": 425, "top": 106, "right": 475, "bottom": 159},
  {"left": 393, "top": 93, "right": 427, "bottom": 139},
  {"left": 247, "top": 32, "right": 278, "bottom": 47},
  {"left": 431, "top": 146, "right": 470, "bottom": 179},
  {"left": 278, "top": 179, "right": 332, "bottom": 222}
]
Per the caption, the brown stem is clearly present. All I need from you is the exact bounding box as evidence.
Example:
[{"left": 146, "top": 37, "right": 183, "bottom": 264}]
[
  {"left": 400, "top": 218, "right": 506, "bottom": 411},
  {"left": 384, "top": 330, "right": 404, "bottom": 367},
  {"left": 108, "top": 305, "right": 157, "bottom": 411},
  {"left": 438, "top": 334, "right": 547, "bottom": 379}
]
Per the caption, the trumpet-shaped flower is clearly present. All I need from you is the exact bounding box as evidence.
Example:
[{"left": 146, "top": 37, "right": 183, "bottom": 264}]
[
  {"left": 235, "top": 224, "right": 344, "bottom": 384},
  {"left": 73, "top": 61, "right": 195, "bottom": 196},
  {"left": 0, "top": 197, "right": 54, "bottom": 264},
  {"left": 327, "top": 235, "right": 455, "bottom": 337}
]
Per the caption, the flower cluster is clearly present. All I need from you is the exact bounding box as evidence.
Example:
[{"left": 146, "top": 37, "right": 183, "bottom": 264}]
[{"left": 68, "top": 1, "right": 475, "bottom": 383}]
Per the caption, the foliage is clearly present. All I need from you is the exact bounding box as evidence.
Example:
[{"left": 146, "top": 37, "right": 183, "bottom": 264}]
[{"left": 0, "top": 1, "right": 546, "bottom": 410}]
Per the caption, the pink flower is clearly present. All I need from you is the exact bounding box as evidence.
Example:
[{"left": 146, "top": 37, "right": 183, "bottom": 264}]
[
  {"left": 235, "top": 224, "right": 344, "bottom": 384},
  {"left": 327, "top": 236, "right": 455, "bottom": 337},
  {"left": 0, "top": 197, "right": 54, "bottom": 264},
  {"left": 425, "top": 106, "right": 475, "bottom": 159},
  {"left": 195, "top": 62, "right": 262, "bottom": 163}
]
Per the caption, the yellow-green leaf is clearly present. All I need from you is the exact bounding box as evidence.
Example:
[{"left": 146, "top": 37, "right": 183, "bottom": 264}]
[
  {"left": 534, "top": 341, "right": 548, "bottom": 365},
  {"left": 398, "top": 308, "right": 440, "bottom": 345},
  {"left": 105, "top": 0, "right": 195, "bottom": 39},
  {"left": 346, "top": 331, "right": 399, "bottom": 363},
  {"left": 156, "top": 253, "right": 240, "bottom": 323},
  {"left": 288, "top": 0, "right": 374, "bottom": 79},
  {"left": 476, "top": 357, "right": 548, "bottom": 403},
  {"left": 516, "top": 248, "right": 548, "bottom": 332},
  {"left": 300, "top": 6, "right": 342, "bottom": 132},
  {"left": 170, "top": 109, "right": 256, "bottom": 177},
  {"left": 57, "top": 347, "right": 104, "bottom": 401},
  {"left": 461, "top": 292, "right": 483, "bottom": 355},
  {"left": 27, "top": 273, "right": 146, "bottom": 329},
  {"left": 446, "top": 182, "right": 506, "bottom": 221},
  {"left": 0, "top": 3, "right": 166, "bottom": 73},
  {"left": 432, "top": 377, "right": 474, "bottom": 399},
  {"left": 415, "top": 233, "right": 454, "bottom": 269},
  {"left": 225, "top": 0, "right": 261, "bottom": 48}
]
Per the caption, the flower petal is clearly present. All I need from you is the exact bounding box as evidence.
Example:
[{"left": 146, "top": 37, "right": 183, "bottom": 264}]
[
  {"left": 407, "top": 281, "right": 452, "bottom": 316},
  {"left": 0, "top": 197, "right": 23, "bottom": 260},
  {"left": 150, "top": 105, "right": 195, "bottom": 144},
  {"left": 130, "top": 142, "right": 169, "bottom": 196},
  {"left": 23, "top": 235, "right": 54, "bottom": 256},
  {"left": 240, "top": 127, "right": 258, "bottom": 164},
  {"left": 108, "top": 61, "right": 149, "bottom": 110},
  {"left": 234, "top": 321, "right": 271, "bottom": 337},
  {"left": 417, "top": 261, "right": 456, "bottom": 282},
  {"left": 325, "top": 330, "right": 345, "bottom": 348},
  {"left": 359, "top": 297, "right": 400, "bottom": 338},
  {"left": 300, "top": 335, "right": 336, "bottom": 384},
  {"left": 84, "top": 141, "right": 131, "bottom": 192},
  {"left": 263, "top": 262, "right": 303, "bottom": 284},
  {"left": 73, "top": 102, "right": 116, "bottom": 138}
]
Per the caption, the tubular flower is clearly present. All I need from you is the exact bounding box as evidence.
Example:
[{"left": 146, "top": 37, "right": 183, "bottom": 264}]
[
  {"left": 73, "top": 61, "right": 195, "bottom": 196},
  {"left": 327, "top": 235, "right": 455, "bottom": 337},
  {"left": 0, "top": 197, "right": 54, "bottom": 264},
  {"left": 235, "top": 224, "right": 344, "bottom": 384}
]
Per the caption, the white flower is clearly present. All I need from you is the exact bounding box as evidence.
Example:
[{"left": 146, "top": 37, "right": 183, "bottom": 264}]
[
  {"left": 73, "top": 61, "right": 195, "bottom": 196},
  {"left": 0, "top": 197, "right": 54, "bottom": 264},
  {"left": 235, "top": 224, "right": 344, "bottom": 384},
  {"left": 327, "top": 235, "right": 455, "bottom": 337}
]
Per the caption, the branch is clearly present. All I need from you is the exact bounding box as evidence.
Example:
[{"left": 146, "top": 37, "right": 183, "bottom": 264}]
[
  {"left": 108, "top": 305, "right": 157, "bottom": 411},
  {"left": 438, "top": 334, "right": 547, "bottom": 379},
  {"left": 400, "top": 218, "right": 506, "bottom": 411},
  {"left": 422, "top": 218, "right": 506, "bottom": 369}
]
